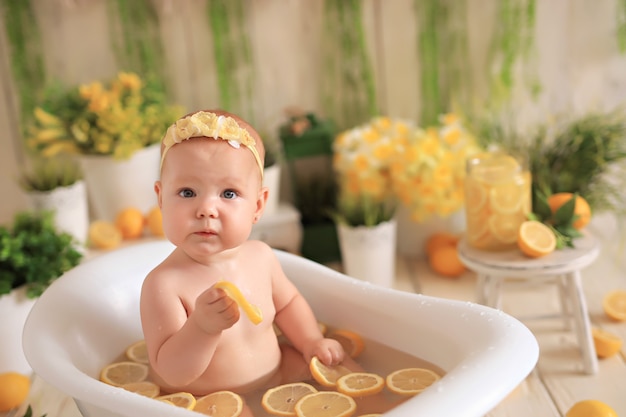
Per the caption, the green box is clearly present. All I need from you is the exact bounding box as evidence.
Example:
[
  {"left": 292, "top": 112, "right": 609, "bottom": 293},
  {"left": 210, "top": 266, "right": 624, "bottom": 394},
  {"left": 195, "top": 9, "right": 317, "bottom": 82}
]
[
  {"left": 279, "top": 114, "right": 335, "bottom": 160},
  {"left": 301, "top": 222, "right": 342, "bottom": 264}
]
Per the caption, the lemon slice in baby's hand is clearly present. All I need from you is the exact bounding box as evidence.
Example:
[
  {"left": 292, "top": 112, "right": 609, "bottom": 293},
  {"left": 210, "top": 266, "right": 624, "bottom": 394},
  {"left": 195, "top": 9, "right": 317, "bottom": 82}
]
[{"left": 214, "top": 281, "right": 263, "bottom": 325}]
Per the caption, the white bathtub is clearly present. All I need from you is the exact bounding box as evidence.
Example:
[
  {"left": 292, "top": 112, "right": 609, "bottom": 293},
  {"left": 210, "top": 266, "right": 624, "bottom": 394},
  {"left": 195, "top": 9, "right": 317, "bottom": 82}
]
[{"left": 23, "top": 241, "right": 538, "bottom": 417}]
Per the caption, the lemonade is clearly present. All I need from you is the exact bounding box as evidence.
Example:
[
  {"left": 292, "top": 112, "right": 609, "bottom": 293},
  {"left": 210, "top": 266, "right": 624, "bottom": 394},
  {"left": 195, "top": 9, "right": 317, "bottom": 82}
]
[{"left": 464, "top": 152, "right": 531, "bottom": 251}]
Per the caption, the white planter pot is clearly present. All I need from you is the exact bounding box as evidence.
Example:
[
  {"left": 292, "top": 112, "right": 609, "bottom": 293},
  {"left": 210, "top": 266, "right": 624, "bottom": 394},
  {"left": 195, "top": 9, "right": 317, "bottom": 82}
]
[
  {"left": 78, "top": 144, "right": 160, "bottom": 221},
  {"left": 396, "top": 205, "right": 466, "bottom": 258},
  {"left": 337, "top": 219, "right": 397, "bottom": 288},
  {"left": 27, "top": 180, "right": 89, "bottom": 246},
  {"left": 0, "top": 287, "right": 37, "bottom": 375},
  {"left": 262, "top": 164, "right": 281, "bottom": 216}
]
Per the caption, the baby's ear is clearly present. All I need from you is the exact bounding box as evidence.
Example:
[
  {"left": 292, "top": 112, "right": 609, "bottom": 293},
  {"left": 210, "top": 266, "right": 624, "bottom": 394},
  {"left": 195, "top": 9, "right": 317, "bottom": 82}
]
[
  {"left": 253, "top": 187, "right": 269, "bottom": 223},
  {"left": 154, "top": 181, "right": 163, "bottom": 208}
]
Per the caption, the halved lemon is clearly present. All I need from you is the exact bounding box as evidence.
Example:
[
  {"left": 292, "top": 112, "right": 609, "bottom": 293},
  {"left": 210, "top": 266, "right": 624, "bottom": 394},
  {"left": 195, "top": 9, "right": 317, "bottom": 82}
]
[
  {"left": 156, "top": 392, "right": 197, "bottom": 410},
  {"left": 125, "top": 340, "right": 149, "bottom": 364},
  {"left": 214, "top": 281, "right": 263, "bottom": 325},
  {"left": 309, "top": 356, "right": 352, "bottom": 388},
  {"left": 336, "top": 372, "right": 385, "bottom": 397},
  {"left": 385, "top": 368, "right": 440, "bottom": 396},
  {"left": 261, "top": 382, "right": 317, "bottom": 416},
  {"left": 602, "top": 289, "right": 626, "bottom": 321},
  {"left": 88, "top": 220, "right": 122, "bottom": 250},
  {"left": 328, "top": 329, "right": 365, "bottom": 358},
  {"left": 194, "top": 390, "right": 243, "bottom": 417},
  {"left": 120, "top": 381, "right": 160, "bottom": 398},
  {"left": 592, "top": 327, "right": 623, "bottom": 358},
  {"left": 294, "top": 391, "right": 356, "bottom": 417},
  {"left": 100, "top": 361, "right": 149, "bottom": 387},
  {"left": 517, "top": 220, "right": 556, "bottom": 258}
]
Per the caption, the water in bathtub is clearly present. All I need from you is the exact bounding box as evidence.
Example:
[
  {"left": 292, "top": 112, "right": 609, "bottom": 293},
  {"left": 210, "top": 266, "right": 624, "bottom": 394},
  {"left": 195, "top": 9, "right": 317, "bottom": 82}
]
[{"left": 100, "top": 324, "right": 444, "bottom": 416}]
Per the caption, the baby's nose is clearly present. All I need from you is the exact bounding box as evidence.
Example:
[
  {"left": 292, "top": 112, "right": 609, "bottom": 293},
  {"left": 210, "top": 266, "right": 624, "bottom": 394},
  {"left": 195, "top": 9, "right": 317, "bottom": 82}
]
[{"left": 197, "top": 196, "right": 219, "bottom": 218}]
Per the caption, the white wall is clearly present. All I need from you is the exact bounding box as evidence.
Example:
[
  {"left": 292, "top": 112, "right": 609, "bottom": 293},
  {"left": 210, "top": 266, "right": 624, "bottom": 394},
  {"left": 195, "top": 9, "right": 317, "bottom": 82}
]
[{"left": 1, "top": 0, "right": 625, "bottom": 224}]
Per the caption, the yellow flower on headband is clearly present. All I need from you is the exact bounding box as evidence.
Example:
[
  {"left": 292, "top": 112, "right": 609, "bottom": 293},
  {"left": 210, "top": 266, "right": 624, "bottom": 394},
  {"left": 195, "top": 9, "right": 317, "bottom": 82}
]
[{"left": 160, "top": 111, "right": 263, "bottom": 177}]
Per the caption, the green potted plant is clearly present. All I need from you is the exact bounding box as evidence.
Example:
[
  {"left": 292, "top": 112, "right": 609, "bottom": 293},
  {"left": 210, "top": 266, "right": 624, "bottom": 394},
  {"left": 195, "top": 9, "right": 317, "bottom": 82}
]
[
  {"left": 0, "top": 210, "right": 83, "bottom": 374},
  {"left": 279, "top": 111, "right": 341, "bottom": 263},
  {"left": 19, "top": 157, "right": 89, "bottom": 245},
  {"left": 19, "top": 156, "right": 83, "bottom": 193},
  {"left": 24, "top": 71, "right": 184, "bottom": 221}
]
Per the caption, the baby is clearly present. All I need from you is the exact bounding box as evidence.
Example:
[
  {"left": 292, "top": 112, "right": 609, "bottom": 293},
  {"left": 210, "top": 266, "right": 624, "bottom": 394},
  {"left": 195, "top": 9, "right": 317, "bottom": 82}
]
[{"left": 140, "top": 110, "right": 348, "bottom": 396}]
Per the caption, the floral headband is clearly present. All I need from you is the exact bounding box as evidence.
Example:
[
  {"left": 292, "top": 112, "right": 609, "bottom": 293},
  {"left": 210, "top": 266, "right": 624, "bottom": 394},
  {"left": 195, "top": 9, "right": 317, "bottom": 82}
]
[{"left": 160, "top": 111, "right": 264, "bottom": 178}]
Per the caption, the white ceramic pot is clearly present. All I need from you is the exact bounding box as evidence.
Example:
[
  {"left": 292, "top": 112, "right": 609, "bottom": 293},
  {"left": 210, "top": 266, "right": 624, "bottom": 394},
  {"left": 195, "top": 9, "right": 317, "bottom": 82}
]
[
  {"left": 79, "top": 144, "right": 160, "bottom": 221},
  {"left": 0, "top": 287, "right": 37, "bottom": 375},
  {"left": 396, "top": 205, "right": 466, "bottom": 258},
  {"left": 262, "top": 164, "right": 281, "bottom": 216},
  {"left": 337, "top": 219, "right": 397, "bottom": 287},
  {"left": 27, "top": 180, "right": 89, "bottom": 245}
]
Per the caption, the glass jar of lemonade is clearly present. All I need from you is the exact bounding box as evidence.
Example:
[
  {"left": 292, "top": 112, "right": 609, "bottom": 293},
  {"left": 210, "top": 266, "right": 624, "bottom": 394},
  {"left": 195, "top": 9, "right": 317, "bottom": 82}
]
[{"left": 464, "top": 151, "right": 531, "bottom": 251}]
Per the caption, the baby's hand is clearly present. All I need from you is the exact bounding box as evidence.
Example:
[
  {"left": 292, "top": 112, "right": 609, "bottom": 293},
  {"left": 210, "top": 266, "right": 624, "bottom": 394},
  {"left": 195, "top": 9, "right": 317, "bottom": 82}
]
[
  {"left": 305, "top": 338, "right": 345, "bottom": 366},
  {"left": 191, "top": 286, "right": 240, "bottom": 334}
]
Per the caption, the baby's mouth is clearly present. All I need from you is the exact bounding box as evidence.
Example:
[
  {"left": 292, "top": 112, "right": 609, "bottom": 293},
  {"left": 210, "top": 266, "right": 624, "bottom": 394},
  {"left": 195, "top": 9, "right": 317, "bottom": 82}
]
[{"left": 195, "top": 229, "right": 217, "bottom": 237}]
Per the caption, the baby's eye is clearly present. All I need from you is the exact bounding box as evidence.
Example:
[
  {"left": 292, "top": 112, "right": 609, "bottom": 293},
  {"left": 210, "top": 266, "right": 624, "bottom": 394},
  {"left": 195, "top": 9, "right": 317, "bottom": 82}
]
[
  {"left": 178, "top": 189, "right": 195, "bottom": 198},
  {"left": 222, "top": 189, "right": 237, "bottom": 200}
]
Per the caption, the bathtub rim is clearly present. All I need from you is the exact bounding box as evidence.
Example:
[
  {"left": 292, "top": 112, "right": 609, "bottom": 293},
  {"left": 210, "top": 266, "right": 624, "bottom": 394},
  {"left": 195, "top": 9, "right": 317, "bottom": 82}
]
[{"left": 23, "top": 240, "right": 538, "bottom": 417}]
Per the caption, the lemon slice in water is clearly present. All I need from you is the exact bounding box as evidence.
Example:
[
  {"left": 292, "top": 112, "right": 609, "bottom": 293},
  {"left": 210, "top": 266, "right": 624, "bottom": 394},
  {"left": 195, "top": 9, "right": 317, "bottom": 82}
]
[{"left": 214, "top": 281, "right": 263, "bottom": 325}]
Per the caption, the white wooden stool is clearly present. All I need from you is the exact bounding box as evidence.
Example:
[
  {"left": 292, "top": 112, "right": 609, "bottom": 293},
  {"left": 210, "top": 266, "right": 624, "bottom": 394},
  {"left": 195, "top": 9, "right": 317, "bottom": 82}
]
[{"left": 457, "top": 234, "right": 601, "bottom": 374}]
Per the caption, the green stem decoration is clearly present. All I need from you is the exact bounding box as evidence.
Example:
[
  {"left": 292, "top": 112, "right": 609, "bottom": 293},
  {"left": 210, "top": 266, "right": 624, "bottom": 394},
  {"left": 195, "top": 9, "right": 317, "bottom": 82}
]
[
  {"left": 415, "top": 0, "right": 470, "bottom": 126},
  {"left": 415, "top": 0, "right": 441, "bottom": 126},
  {"left": 1, "top": 0, "right": 45, "bottom": 132},
  {"left": 207, "top": 0, "right": 255, "bottom": 122},
  {"left": 107, "top": 0, "right": 166, "bottom": 88},
  {"left": 488, "top": 0, "right": 537, "bottom": 102},
  {"left": 618, "top": 0, "right": 626, "bottom": 53},
  {"left": 322, "top": 0, "right": 378, "bottom": 131}
]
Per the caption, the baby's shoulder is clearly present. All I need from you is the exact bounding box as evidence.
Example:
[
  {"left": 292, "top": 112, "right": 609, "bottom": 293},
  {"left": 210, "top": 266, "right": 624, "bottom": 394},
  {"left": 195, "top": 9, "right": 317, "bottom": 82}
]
[
  {"left": 242, "top": 239, "right": 273, "bottom": 255},
  {"left": 240, "top": 240, "right": 276, "bottom": 267}
]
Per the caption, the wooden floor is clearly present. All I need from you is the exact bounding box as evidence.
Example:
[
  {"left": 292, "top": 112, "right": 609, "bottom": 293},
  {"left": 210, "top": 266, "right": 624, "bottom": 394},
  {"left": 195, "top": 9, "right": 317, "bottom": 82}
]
[{"left": 5, "top": 213, "right": 626, "bottom": 417}]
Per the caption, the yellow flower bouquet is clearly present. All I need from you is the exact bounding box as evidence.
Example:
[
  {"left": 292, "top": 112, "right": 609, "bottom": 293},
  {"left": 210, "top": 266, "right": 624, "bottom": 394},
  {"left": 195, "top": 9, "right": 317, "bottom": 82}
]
[
  {"left": 333, "top": 114, "right": 480, "bottom": 226},
  {"left": 26, "top": 72, "right": 183, "bottom": 160},
  {"left": 390, "top": 114, "right": 480, "bottom": 222},
  {"left": 332, "top": 117, "right": 407, "bottom": 226}
]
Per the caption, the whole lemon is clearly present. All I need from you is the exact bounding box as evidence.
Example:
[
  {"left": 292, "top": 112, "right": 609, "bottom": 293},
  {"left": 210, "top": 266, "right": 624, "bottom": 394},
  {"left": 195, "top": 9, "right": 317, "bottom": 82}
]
[
  {"left": 547, "top": 193, "right": 591, "bottom": 230},
  {"left": 428, "top": 245, "right": 466, "bottom": 278},
  {"left": 145, "top": 206, "right": 164, "bottom": 237},
  {"left": 0, "top": 372, "right": 30, "bottom": 412},
  {"left": 115, "top": 207, "right": 145, "bottom": 239},
  {"left": 566, "top": 399, "right": 617, "bottom": 417}
]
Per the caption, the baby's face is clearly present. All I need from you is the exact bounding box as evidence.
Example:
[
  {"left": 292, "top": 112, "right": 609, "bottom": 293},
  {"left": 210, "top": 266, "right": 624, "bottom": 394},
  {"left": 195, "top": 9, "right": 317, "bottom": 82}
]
[{"left": 156, "top": 137, "right": 266, "bottom": 258}]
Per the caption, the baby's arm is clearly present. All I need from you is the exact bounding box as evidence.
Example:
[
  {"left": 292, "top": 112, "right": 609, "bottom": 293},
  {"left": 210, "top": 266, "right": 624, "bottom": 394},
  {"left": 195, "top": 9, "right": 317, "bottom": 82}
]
[
  {"left": 270, "top": 255, "right": 345, "bottom": 366},
  {"left": 140, "top": 273, "right": 239, "bottom": 387}
]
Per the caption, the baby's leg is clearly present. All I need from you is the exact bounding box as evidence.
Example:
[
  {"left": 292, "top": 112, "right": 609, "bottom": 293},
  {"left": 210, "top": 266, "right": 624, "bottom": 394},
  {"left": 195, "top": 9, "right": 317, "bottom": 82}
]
[{"left": 277, "top": 343, "right": 312, "bottom": 384}]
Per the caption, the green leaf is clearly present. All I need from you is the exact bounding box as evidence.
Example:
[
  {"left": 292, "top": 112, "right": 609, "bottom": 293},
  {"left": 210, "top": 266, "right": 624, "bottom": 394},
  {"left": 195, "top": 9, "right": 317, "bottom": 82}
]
[
  {"left": 532, "top": 188, "right": 552, "bottom": 221},
  {"left": 553, "top": 194, "right": 576, "bottom": 225},
  {"left": 554, "top": 224, "right": 583, "bottom": 239}
]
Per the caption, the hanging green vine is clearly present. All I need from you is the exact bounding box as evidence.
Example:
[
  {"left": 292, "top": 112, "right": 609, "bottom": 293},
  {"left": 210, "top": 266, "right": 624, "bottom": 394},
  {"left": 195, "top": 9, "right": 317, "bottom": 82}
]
[
  {"left": 488, "top": 0, "right": 538, "bottom": 101},
  {"left": 618, "top": 0, "right": 626, "bottom": 53},
  {"left": 207, "top": 0, "right": 255, "bottom": 122},
  {"left": 1, "top": 0, "right": 45, "bottom": 131},
  {"left": 322, "top": 0, "right": 377, "bottom": 131},
  {"left": 415, "top": 0, "right": 441, "bottom": 126},
  {"left": 107, "top": 0, "right": 166, "bottom": 89},
  {"left": 414, "top": 0, "right": 471, "bottom": 126}
]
